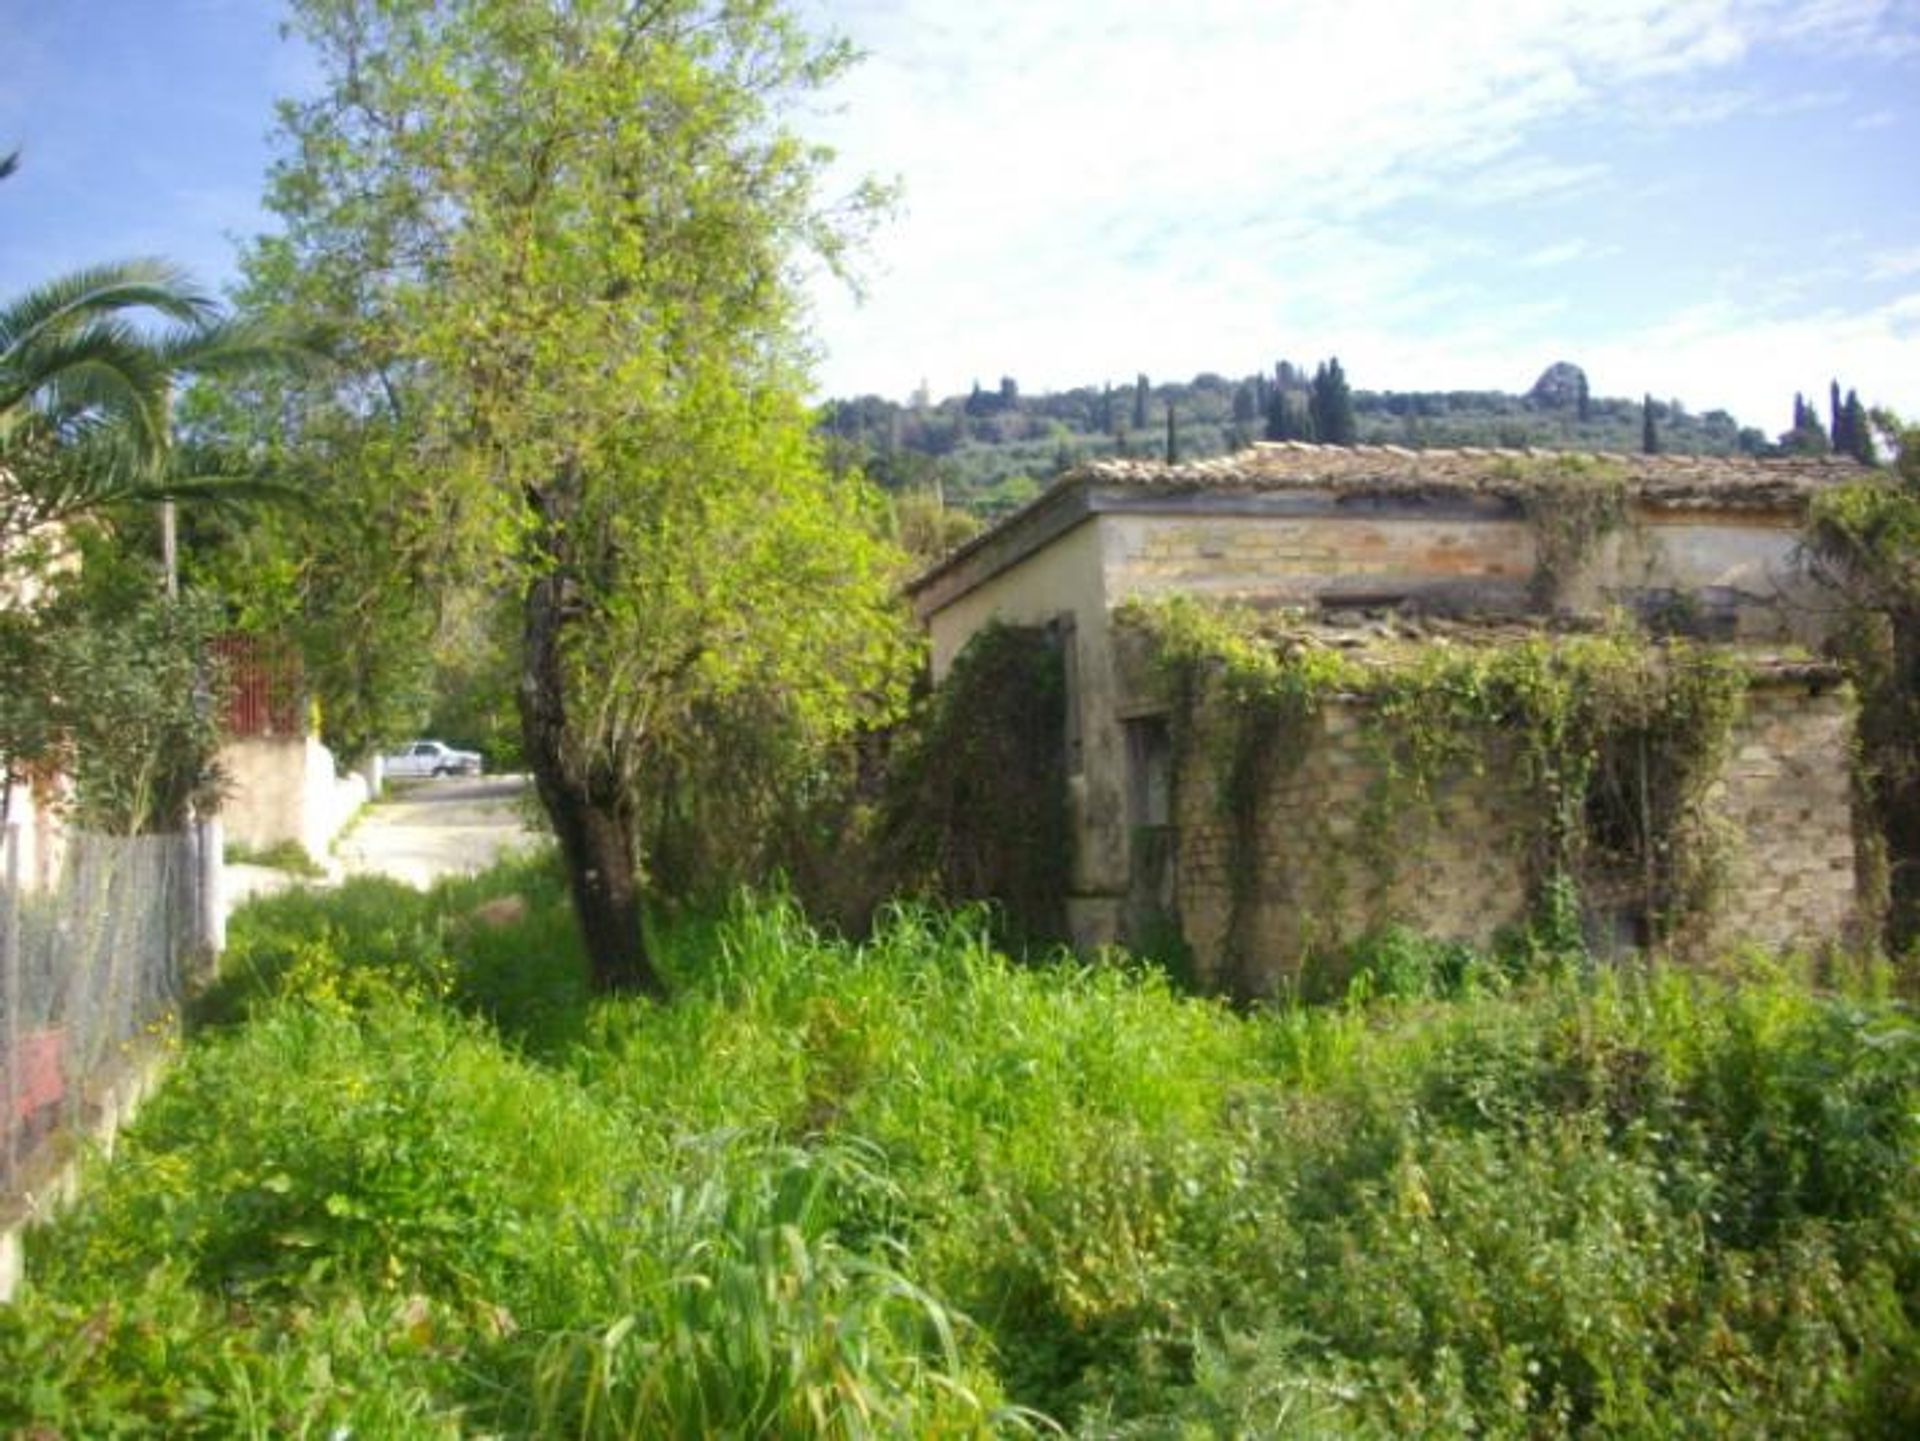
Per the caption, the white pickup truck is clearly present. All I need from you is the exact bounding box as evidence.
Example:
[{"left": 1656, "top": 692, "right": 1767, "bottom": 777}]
[{"left": 382, "top": 739, "right": 484, "bottom": 779}]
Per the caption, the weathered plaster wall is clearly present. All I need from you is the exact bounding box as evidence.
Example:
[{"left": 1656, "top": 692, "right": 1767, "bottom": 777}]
[
  {"left": 218, "top": 735, "right": 369, "bottom": 860},
  {"left": 1583, "top": 508, "right": 1820, "bottom": 641},
  {"left": 925, "top": 518, "right": 1107, "bottom": 681},
  {"left": 1164, "top": 681, "right": 1857, "bottom": 994},
  {"left": 1101, "top": 507, "right": 1535, "bottom": 611},
  {"left": 1, "top": 778, "right": 68, "bottom": 892}
]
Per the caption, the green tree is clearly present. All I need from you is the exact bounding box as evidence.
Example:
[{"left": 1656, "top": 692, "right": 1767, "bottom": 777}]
[
  {"left": 1781, "top": 393, "right": 1831, "bottom": 456},
  {"left": 262, "top": 0, "right": 914, "bottom": 994},
  {"left": 1806, "top": 420, "right": 1920, "bottom": 945},
  {"left": 1845, "top": 389, "right": 1877, "bottom": 464},
  {"left": 2, "top": 156, "right": 309, "bottom": 559},
  {"left": 1265, "top": 386, "right": 1312, "bottom": 442},
  {"left": 1, "top": 543, "right": 226, "bottom": 833},
  {"left": 1309, "top": 357, "right": 1356, "bottom": 445},
  {"left": 0, "top": 257, "right": 275, "bottom": 555},
  {"left": 1641, "top": 393, "right": 1660, "bottom": 455},
  {"left": 1133, "top": 373, "right": 1149, "bottom": 430},
  {"left": 1, "top": 158, "right": 309, "bottom": 834}
]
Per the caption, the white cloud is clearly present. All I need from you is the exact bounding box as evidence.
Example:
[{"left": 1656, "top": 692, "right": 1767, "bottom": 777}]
[
  {"left": 1519, "top": 239, "right": 1611, "bottom": 269},
  {"left": 1868, "top": 247, "right": 1920, "bottom": 279},
  {"left": 1576, "top": 293, "right": 1920, "bottom": 426},
  {"left": 804, "top": 0, "right": 1919, "bottom": 428}
]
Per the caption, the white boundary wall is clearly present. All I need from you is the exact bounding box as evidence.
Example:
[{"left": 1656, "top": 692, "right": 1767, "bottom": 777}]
[{"left": 218, "top": 735, "right": 370, "bottom": 860}]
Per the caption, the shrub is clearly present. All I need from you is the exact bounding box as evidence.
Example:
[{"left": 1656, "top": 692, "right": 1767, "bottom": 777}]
[{"left": 8, "top": 871, "right": 1917, "bottom": 1435}]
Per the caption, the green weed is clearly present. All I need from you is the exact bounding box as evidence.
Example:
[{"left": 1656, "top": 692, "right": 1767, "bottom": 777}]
[{"left": 4, "top": 865, "right": 1915, "bottom": 1435}]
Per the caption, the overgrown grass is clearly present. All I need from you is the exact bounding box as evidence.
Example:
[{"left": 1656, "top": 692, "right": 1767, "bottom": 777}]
[
  {"left": 4, "top": 856, "right": 1916, "bottom": 1435},
  {"left": 221, "top": 836, "right": 328, "bottom": 878}
]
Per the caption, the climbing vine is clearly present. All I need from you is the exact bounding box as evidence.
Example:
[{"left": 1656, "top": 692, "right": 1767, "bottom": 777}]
[
  {"left": 1489, "top": 454, "right": 1631, "bottom": 610},
  {"left": 1143, "top": 596, "right": 1352, "bottom": 993},
  {"left": 1128, "top": 596, "right": 1749, "bottom": 975},
  {"left": 1805, "top": 437, "right": 1920, "bottom": 949},
  {"left": 880, "top": 621, "right": 1071, "bottom": 947}
]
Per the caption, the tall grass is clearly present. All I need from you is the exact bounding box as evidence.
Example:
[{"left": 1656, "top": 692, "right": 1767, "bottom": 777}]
[{"left": 4, "top": 856, "right": 1915, "bottom": 1435}]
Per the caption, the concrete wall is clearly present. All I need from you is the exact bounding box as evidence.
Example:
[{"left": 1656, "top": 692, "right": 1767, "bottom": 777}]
[
  {"left": 218, "top": 734, "right": 369, "bottom": 860},
  {"left": 1, "top": 778, "right": 67, "bottom": 892},
  {"left": 1162, "top": 681, "right": 1858, "bottom": 994}
]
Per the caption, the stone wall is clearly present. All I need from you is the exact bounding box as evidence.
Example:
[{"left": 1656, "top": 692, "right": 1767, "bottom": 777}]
[
  {"left": 1705, "top": 683, "right": 1859, "bottom": 953},
  {"left": 1169, "top": 697, "right": 1531, "bottom": 995},
  {"left": 1165, "top": 678, "right": 1857, "bottom": 994}
]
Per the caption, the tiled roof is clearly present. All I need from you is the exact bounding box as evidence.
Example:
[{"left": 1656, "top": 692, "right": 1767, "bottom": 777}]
[{"left": 1076, "top": 442, "right": 1867, "bottom": 509}]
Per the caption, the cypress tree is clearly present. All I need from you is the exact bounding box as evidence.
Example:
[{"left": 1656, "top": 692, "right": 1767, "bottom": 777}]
[
  {"left": 1783, "top": 393, "right": 1834, "bottom": 455},
  {"left": 1642, "top": 393, "right": 1660, "bottom": 455},
  {"left": 1830, "top": 379, "right": 1844, "bottom": 451},
  {"left": 1133, "top": 373, "right": 1149, "bottom": 431},
  {"left": 1165, "top": 401, "right": 1178, "bottom": 464},
  {"left": 1845, "top": 389, "right": 1877, "bottom": 463},
  {"left": 1310, "top": 357, "right": 1357, "bottom": 446}
]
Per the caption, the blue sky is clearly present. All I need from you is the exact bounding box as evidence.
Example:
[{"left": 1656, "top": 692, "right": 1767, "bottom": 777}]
[{"left": 4, "top": 1, "right": 1917, "bottom": 432}]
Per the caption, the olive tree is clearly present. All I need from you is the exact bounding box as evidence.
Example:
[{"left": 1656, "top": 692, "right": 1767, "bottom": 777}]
[{"left": 261, "top": 0, "right": 912, "bottom": 993}]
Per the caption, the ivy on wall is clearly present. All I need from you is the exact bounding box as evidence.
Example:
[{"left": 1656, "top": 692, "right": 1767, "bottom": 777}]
[
  {"left": 880, "top": 622, "right": 1070, "bottom": 947},
  {"left": 1496, "top": 454, "right": 1631, "bottom": 611},
  {"left": 1130, "top": 596, "right": 1750, "bottom": 985}
]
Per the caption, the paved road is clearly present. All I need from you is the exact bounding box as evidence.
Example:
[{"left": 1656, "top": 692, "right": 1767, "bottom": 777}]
[
  {"left": 334, "top": 774, "right": 544, "bottom": 888},
  {"left": 224, "top": 775, "right": 544, "bottom": 917}
]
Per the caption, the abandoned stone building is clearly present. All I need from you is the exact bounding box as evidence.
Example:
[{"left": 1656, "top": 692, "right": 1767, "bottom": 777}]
[{"left": 906, "top": 442, "right": 1870, "bottom": 993}]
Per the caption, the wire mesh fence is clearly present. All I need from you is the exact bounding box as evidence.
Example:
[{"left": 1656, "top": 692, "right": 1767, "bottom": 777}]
[{"left": 2, "top": 825, "right": 205, "bottom": 1197}]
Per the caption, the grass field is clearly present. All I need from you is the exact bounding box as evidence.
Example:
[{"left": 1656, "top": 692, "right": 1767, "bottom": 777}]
[{"left": 4, "top": 854, "right": 1916, "bottom": 1436}]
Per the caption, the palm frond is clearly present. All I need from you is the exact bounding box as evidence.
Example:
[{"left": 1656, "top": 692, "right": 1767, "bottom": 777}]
[
  {"left": 152, "top": 312, "right": 329, "bottom": 379},
  {"left": 2, "top": 429, "right": 308, "bottom": 543},
  {"left": 0, "top": 259, "right": 215, "bottom": 356},
  {"left": 0, "top": 320, "right": 172, "bottom": 453}
]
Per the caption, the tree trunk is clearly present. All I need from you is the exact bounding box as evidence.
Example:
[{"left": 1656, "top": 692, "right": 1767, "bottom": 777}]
[{"left": 518, "top": 501, "right": 664, "bottom": 997}]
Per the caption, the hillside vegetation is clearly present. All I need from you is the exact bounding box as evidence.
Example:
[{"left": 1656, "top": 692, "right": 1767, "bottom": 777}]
[
  {"left": 829, "top": 361, "right": 1779, "bottom": 519},
  {"left": 4, "top": 860, "right": 1915, "bottom": 1436}
]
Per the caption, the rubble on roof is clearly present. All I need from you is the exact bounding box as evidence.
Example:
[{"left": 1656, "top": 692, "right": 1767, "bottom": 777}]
[
  {"left": 1161, "top": 600, "right": 1842, "bottom": 686},
  {"left": 1075, "top": 441, "right": 1866, "bottom": 510}
]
